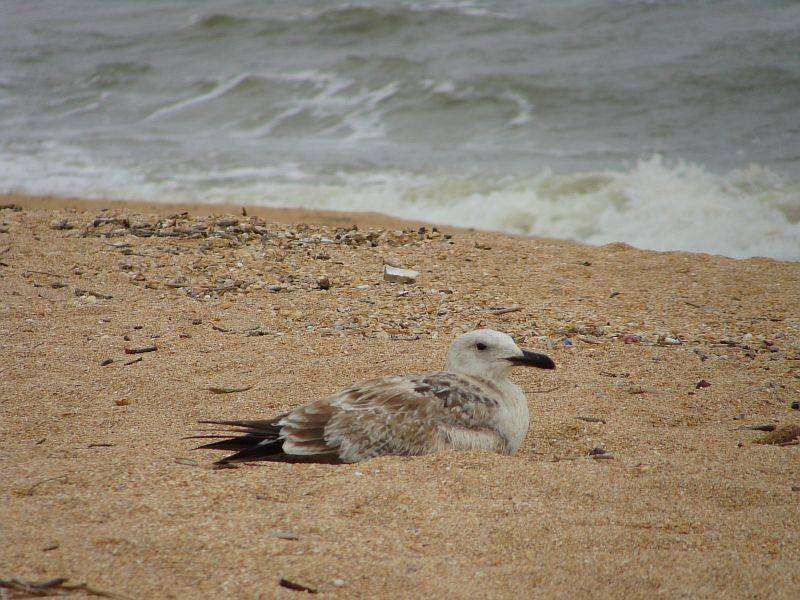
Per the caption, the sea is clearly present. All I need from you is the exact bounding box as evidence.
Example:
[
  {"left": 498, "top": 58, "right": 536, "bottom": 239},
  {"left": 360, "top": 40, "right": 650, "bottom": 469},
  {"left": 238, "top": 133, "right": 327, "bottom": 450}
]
[{"left": 1, "top": 0, "right": 798, "bottom": 260}]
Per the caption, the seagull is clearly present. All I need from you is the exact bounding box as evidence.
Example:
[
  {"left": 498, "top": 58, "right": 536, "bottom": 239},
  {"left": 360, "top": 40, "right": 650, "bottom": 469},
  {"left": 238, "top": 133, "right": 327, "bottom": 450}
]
[{"left": 191, "top": 329, "right": 555, "bottom": 465}]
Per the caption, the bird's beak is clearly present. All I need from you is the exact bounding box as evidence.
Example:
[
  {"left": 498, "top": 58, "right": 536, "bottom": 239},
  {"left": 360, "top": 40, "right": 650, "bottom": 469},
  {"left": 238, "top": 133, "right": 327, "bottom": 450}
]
[{"left": 506, "top": 350, "right": 556, "bottom": 369}]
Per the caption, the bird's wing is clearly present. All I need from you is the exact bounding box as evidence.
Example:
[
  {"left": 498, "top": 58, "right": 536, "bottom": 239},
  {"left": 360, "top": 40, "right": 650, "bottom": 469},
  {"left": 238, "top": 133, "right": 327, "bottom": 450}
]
[
  {"left": 282, "top": 372, "right": 507, "bottom": 462},
  {"left": 193, "top": 373, "right": 507, "bottom": 464}
]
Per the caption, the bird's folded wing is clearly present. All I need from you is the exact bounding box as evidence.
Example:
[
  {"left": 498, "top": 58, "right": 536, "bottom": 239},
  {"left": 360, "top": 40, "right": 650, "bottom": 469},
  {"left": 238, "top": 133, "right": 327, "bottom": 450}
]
[{"left": 281, "top": 373, "right": 506, "bottom": 462}]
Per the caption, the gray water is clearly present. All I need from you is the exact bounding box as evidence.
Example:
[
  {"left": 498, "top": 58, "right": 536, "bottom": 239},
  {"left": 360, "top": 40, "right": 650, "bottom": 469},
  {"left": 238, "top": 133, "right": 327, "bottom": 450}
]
[{"left": 1, "top": 0, "right": 799, "bottom": 259}]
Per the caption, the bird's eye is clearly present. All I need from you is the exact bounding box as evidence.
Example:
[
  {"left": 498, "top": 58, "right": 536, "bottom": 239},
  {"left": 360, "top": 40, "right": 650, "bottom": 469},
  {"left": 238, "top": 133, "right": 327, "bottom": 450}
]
[{"left": 476, "top": 342, "right": 487, "bottom": 351}]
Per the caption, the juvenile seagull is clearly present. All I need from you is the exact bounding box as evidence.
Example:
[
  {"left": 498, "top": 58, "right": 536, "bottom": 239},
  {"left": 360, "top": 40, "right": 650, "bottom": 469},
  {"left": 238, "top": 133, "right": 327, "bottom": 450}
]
[{"left": 192, "top": 329, "right": 554, "bottom": 464}]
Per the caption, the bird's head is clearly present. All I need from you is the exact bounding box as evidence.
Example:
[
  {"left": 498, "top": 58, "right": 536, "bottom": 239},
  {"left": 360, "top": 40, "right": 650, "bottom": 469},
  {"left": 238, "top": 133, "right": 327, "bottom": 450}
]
[{"left": 445, "top": 329, "right": 555, "bottom": 380}]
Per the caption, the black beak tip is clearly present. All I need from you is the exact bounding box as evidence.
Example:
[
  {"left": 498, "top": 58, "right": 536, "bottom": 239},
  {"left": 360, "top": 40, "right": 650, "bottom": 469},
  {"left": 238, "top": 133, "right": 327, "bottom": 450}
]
[{"left": 509, "top": 350, "right": 556, "bottom": 370}]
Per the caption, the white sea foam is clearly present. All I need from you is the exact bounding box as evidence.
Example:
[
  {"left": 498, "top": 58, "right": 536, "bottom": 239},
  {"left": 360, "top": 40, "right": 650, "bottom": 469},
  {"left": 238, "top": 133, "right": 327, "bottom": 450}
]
[{"left": 2, "top": 145, "right": 796, "bottom": 261}]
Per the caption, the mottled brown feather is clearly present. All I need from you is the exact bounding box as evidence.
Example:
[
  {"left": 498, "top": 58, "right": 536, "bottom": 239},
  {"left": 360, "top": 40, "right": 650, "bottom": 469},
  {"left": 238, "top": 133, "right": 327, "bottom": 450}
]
[{"left": 196, "top": 372, "right": 511, "bottom": 463}]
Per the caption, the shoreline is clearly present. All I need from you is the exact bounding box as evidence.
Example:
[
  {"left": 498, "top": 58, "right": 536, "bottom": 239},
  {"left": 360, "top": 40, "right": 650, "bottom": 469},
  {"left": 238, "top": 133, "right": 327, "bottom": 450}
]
[
  {"left": 1, "top": 191, "right": 459, "bottom": 237},
  {"left": 2, "top": 194, "right": 799, "bottom": 598},
  {"left": 5, "top": 192, "right": 794, "bottom": 265}
]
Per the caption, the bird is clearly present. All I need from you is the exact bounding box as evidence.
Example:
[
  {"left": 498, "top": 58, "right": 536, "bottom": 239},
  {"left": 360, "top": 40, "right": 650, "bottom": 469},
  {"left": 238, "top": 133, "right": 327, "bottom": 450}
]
[{"left": 190, "top": 329, "right": 555, "bottom": 465}]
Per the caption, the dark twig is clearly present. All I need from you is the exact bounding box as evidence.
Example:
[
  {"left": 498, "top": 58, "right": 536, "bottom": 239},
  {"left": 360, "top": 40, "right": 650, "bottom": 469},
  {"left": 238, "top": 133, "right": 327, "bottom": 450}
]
[
  {"left": 0, "top": 577, "right": 136, "bottom": 599},
  {"left": 124, "top": 345, "right": 157, "bottom": 354},
  {"left": 25, "top": 475, "right": 67, "bottom": 496},
  {"left": 75, "top": 288, "right": 113, "bottom": 300},
  {"left": 489, "top": 305, "right": 522, "bottom": 315},
  {"left": 278, "top": 578, "right": 317, "bottom": 594},
  {"left": 206, "top": 386, "right": 253, "bottom": 394},
  {"left": 576, "top": 416, "right": 606, "bottom": 424}
]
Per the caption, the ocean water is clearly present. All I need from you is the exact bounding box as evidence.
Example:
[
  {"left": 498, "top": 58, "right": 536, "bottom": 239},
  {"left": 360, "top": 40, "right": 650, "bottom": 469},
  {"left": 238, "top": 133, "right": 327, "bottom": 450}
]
[{"left": 1, "top": 0, "right": 798, "bottom": 260}]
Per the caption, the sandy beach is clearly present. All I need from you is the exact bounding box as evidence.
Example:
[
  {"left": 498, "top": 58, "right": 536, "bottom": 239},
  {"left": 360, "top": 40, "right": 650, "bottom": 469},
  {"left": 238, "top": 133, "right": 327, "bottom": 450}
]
[{"left": 2, "top": 193, "right": 799, "bottom": 599}]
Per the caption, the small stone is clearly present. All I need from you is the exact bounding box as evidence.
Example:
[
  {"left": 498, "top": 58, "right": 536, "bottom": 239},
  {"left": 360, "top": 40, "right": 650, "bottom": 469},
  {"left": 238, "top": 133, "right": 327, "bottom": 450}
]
[
  {"left": 383, "top": 265, "right": 419, "bottom": 284},
  {"left": 191, "top": 318, "right": 202, "bottom": 325},
  {"left": 271, "top": 530, "right": 299, "bottom": 541},
  {"left": 317, "top": 277, "right": 332, "bottom": 290},
  {"left": 50, "top": 219, "right": 73, "bottom": 230},
  {"left": 114, "top": 399, "right": 130, "bottom": 406},
  {"left": 267, "top": 285, "right": 285, "bottom": 292},
  {"left": 588, "top": 447, "right": 613, "bottom": 459},
  {"left": 332, "top": 579, "right": 346, "bottom": 587},
  {"left": 475, "top": 242, "right": 491, "bottom": 250},
  {"left": 695, "top": 379, "right": 712, "bottom": 389}
]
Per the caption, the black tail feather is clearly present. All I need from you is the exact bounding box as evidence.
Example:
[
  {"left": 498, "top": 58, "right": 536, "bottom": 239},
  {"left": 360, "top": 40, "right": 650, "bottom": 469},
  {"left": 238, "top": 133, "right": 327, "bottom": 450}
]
[
  {"left": 191, "top": 417, "right": 343, "bottom": 464},
  {"left": 192, "top": 418, "right": 289, "bottom": 464},
  {"left": 198, "top": 418, "right": 284, "bottom": 435},
  {"left": 190, "top": 434, "right": 269, "bottom": 452},
  {"left": 215, "top": 438, "right": 286, "bottom": 464}
]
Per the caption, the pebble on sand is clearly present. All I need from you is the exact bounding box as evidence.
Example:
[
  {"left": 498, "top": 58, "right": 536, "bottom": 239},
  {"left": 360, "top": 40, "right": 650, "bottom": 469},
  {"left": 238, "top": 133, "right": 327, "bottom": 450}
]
[{"left": 383, "top": 265, "right": 419, "bottom": 284}]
